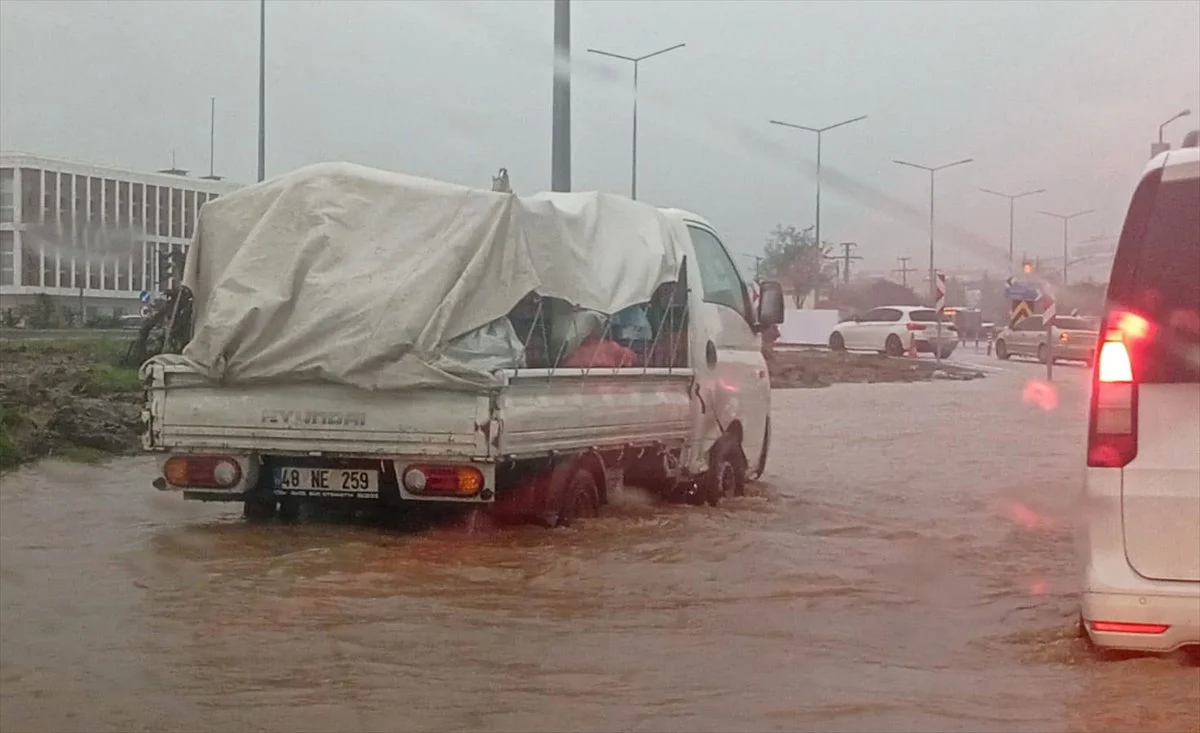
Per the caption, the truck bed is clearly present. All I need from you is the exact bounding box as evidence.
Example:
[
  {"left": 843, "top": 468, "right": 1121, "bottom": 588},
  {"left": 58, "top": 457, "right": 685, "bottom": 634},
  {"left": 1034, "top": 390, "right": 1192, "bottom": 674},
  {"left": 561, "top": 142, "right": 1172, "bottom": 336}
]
[{"left": 143, "top": 363, "right": 695, "bottom": 461}]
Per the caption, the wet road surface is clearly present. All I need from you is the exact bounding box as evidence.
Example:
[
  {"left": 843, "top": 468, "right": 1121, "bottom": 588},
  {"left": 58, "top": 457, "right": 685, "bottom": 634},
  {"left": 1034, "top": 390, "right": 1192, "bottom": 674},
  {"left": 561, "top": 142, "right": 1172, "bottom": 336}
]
[{"left": 2, "top": 350, "right": 1197, "bottom": 732}]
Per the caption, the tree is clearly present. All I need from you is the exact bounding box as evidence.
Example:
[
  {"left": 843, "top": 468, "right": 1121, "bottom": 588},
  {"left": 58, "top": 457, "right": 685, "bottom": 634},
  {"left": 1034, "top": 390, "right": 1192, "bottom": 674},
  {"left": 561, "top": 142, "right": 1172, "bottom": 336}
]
[
  {"left": 829, "top": 278, "right": 922, "bottom": 315},
  {"left": 760, "top": 224, "right": 832, "bottom": 308}
]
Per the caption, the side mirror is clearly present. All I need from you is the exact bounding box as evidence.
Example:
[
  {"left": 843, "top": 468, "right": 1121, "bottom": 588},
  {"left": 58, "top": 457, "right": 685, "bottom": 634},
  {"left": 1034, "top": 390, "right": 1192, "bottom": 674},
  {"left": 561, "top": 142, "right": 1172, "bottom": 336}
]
[{"left": 756, "top": 280, "right": 785, "bottom": 328}]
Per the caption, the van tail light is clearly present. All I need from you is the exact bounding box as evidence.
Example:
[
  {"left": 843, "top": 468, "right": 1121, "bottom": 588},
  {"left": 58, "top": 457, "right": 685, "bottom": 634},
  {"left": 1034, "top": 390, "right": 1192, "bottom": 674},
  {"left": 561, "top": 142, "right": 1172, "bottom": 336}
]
[
  {"left": 1087, "top": 310, "right": 1142, "bottom": 468},
  {"left": 402, "top": 464, "right": 484, "bottom": 496},
  {"left": 164, "top": 455, "right": 243, "bottom": 489},
  {"left": 906, "top": 323, "right": 926, "bottom": 331},
  {"left": 1088, "top": 620, "right": 1169, "bottom": 635}
]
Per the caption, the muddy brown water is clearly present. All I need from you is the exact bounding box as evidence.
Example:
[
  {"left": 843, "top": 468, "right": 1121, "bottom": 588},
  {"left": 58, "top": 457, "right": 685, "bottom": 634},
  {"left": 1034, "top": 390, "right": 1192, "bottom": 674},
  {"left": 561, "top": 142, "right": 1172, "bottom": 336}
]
[{"left": 2, "top": 354, "right": 1197, "bottom": 733}]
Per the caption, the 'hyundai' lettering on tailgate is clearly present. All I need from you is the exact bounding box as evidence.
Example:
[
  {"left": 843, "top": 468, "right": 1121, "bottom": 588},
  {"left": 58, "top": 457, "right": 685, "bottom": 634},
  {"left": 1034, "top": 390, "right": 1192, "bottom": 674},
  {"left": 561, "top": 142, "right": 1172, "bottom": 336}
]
[{"left": 261, "top": 409, "right": 367, "bottom": 427}]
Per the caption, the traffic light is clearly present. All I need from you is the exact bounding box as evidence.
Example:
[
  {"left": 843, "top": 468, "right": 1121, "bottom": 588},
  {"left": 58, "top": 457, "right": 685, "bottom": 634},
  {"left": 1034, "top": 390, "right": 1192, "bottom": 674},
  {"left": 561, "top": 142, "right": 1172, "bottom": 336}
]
[{"left": 1022, "top": 261, "right": 1034, "bottom": 274}]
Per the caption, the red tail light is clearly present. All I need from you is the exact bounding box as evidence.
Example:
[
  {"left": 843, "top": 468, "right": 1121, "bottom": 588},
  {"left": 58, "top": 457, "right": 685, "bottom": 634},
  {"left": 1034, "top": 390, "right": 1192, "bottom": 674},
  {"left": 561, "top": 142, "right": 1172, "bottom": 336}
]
[
  {"left": 1088, "top": 620, "right": 1169, "bottom": 634},
  {"left": 906, "top": 323, "right": 926, "bottom": 331},
  {"left": 402, "top": 464, "right": 484, "bottom": 496},
  {"left": 164, "top": 455, "right": 243, "bottom": 488},
  {"left": 1087, "top": 310, "right": 1141, "bottom": 468}
]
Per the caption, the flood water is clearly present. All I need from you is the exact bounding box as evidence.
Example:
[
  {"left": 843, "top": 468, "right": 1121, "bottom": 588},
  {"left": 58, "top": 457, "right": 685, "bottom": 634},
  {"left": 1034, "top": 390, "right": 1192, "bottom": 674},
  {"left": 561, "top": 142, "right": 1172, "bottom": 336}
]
[{"left": 2, "top": 353, "right": 1197, "bottom": 733}]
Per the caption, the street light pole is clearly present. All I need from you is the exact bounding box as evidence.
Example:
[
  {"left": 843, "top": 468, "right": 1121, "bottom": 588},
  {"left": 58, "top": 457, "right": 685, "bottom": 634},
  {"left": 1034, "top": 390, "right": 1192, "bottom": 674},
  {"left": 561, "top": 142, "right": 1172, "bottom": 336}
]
[
  {"left": 587, "top": 43, "right": 685, "bottom": 200},
  {"left": 894, "top": 157, "right": 973, "bottom": 367},
  {"left": 980, "top": 186, "right": 1045, "bottom": 276},
  {"left": 1158, "top": 108, "right": 1192, "bottom": 144},
  {"left": 551, "top": 0, "right": 572, "bottom": 192},
  {"left": 769, "top": 115, "right": 867, "bottom": 254},
  {"left": 257, "top": 0, "right": 266, "bottom": 183},
  {"left": 1038, "top": 209, "right": 1094, "bottom": 286}
]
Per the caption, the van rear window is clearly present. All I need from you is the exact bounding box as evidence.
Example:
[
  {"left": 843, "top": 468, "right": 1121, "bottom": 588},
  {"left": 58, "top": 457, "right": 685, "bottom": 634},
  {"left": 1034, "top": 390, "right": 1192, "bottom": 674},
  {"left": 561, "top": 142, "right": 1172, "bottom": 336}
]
[{"left": 1109, "top": 174, "right": 1200, "bottom": 383}]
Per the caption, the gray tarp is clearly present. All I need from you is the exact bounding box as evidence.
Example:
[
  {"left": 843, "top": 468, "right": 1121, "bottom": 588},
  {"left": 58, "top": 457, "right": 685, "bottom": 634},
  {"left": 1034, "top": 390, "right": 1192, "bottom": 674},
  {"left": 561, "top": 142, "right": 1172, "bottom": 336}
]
[{"left": 160, "top": 162, "right": 689, "bottom": 391}]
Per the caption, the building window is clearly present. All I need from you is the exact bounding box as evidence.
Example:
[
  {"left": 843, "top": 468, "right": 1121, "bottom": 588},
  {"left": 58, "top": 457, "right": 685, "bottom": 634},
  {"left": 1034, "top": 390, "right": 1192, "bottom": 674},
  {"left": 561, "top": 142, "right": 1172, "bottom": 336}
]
[
  {"left": 42, "top": 245, "right": 55, "bottom": 288},
  {"left": 58, "top": 249, "right": 70, "bottom": 290},
  {"left": 73, "top": 175, "right": 86, "bottom": 223},
  {"left": 0, "top": 168, "right": 14, "bottom": 223},
  {"left": 131, "top": 183, "right": 144, "bottom": 231},
  {"left": 0, "top": 231, "right": 14, "bottom": 286},
  {"left": 88, "top": 177, "right": 102, "bottom": 224},
  {"left": 88, "top": 258, "right": 100, "bottom": 290},
  {"left": 170, "top": 188, "right": 183, "bottom": 238},
  {"left": 21, "top": 236, "right": 39, "bottom": 286},
  {"left": 21, "top": 169, "right": 41, "bottom": 224},
  {"left": 158, "top": 187, "right": 169, "bottom": 237}
]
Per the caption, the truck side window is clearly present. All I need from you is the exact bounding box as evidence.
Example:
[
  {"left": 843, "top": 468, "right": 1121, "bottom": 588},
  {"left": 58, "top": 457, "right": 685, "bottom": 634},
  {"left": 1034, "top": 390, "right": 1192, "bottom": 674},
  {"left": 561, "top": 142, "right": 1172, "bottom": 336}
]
[{"left": 687, "top": 225, "right": 749, "bottom": 320}]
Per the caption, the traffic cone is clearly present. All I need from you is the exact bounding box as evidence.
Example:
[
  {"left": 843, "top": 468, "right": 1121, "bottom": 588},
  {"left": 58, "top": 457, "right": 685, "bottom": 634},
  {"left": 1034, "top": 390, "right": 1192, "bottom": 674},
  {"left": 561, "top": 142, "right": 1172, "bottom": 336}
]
[{"left": 906, "top": 333, "right": 918, "bottom": 359}]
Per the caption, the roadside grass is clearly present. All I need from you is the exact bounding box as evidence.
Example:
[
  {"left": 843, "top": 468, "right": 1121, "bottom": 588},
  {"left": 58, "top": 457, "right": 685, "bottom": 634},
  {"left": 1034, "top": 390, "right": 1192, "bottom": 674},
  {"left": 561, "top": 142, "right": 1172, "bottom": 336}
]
[
  {"left": 0, "top": 336, "right": 132, "bottom": 366},
  {"left": 0, "top": 337, "right": 141, "bottom": 471},
  {"left": 0, "top": 405, "right": 20, "bottom": 471}
]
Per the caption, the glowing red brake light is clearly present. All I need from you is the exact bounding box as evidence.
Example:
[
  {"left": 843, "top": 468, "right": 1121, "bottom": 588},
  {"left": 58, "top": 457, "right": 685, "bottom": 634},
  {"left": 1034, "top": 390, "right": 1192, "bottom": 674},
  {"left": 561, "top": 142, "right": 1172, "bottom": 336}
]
[
  {"left": 1097, "top": 340, "right": 1133, "bottom": 383},
  {"left": 1088, "top": 620, "right": 1169, "bottom": 634},
  {"left": 1087, "top": 311, "right": 1141, "bottom": 468}
]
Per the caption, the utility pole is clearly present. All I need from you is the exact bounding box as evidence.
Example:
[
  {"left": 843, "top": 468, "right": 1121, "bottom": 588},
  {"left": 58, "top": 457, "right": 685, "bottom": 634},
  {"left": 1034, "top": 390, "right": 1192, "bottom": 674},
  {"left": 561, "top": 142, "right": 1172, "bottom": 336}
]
[
  {"left": 836, "top": 241, "right": 861, "bottom": 284},
  {"left": 257, "top": 0, "right": 266, "bottom": 183},
  {"left": 893, "top": 256, "right": 916, "bottom": 287},
  {"left": 551, "top": 0, "right": 572, "bottom": 192}
]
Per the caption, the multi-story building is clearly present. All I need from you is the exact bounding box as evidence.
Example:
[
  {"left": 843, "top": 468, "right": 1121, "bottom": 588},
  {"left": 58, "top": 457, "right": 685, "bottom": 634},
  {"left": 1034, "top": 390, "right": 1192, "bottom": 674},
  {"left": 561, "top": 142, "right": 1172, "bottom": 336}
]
[{"left": 0, "top": 151, "right": 241, "bottom": 322}]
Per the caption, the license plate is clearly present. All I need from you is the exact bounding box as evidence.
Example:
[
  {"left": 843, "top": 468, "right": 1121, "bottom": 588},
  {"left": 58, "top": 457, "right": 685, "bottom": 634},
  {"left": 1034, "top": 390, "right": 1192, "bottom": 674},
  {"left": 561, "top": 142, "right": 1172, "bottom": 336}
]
[{"left": 273, "top": 466, "right": 378, "bottom": 498}]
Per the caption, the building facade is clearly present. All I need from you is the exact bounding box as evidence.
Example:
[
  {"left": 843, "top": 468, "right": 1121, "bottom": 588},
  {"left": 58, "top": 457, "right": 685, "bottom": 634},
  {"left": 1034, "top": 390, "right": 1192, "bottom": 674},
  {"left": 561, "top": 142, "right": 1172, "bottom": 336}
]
[{"left": 0, "top": 152, "right": 240, "bottom": 322}]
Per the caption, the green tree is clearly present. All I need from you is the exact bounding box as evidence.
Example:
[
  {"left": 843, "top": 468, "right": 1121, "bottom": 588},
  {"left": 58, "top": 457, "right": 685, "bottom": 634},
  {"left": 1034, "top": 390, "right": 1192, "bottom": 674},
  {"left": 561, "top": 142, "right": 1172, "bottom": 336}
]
[{"left": 761, "top": 224, "right": 832, "bottom": 308}]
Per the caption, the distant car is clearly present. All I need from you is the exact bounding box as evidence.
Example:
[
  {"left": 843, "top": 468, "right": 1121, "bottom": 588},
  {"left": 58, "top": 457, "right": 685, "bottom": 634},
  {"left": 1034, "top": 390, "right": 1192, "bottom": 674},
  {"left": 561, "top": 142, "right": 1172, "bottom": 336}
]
[
  {"left": 1078, "top": 142, "right": 1199, "bottom": 654},
  {"left": 829, "top": 305, "right": 957, "bottom": 358},
  {"left": 119, "top": 314, "right": 144, "bottom": 330},
  {"left": 993, "top": 315, "right": 1099, "bottom": 365}
]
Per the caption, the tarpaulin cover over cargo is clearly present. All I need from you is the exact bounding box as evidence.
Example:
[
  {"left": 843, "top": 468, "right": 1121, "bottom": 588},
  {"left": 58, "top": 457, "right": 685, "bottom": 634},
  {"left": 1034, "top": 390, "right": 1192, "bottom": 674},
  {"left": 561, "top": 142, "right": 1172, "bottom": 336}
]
[{"left": 154, "top": 162, "right": 690, "bottom": 391}]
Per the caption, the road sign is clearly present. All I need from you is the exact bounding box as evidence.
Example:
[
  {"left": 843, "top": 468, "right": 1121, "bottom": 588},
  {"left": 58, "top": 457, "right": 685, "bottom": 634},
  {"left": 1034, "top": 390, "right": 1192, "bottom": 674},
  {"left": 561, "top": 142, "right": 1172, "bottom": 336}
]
[
  {"left": 934, "top": 271, "right": 947, "bottom": 311},
  {"left": 140, "top": 305, "right": 151, "bottom": 318},
  {"left": 1004, "top": 282, "right": 1040, "bottom": 302},
  {"left": 1010, "top": 299, "right": 1034, "bottom": 327},
  {"left": 1042, "top": 295, "right": 1056, "bottom": 326},
  {"left": 139, "top": 290, "right": 151, "bottom": 304}
]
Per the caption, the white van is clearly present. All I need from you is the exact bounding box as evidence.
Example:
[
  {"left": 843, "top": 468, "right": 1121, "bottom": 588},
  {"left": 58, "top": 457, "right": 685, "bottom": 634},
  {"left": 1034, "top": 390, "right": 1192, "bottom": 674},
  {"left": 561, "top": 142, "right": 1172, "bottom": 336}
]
[
  {"left": 1078, "top": 143, "right": 1200, "bottom": 653},
  {"left": 142, "top": 163, "right": 783, "bottom": 524}
]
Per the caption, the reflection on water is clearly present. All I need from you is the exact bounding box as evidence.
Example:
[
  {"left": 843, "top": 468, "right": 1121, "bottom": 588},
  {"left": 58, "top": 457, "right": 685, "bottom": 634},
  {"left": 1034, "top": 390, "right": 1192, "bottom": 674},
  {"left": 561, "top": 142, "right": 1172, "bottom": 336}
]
[{"left": 2, "top": 365, "right": 1197, "bottom": 733}]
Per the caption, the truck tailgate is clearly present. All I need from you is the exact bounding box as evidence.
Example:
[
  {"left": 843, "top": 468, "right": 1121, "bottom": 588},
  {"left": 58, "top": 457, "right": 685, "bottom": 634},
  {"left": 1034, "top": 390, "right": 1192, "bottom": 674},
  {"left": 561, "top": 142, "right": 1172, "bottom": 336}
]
[
  {"left": 497, "top": 368, "right": 694, "bottom": 457},
  {"left": 144, "top": 363, "right": 491, "bottom": 458}
]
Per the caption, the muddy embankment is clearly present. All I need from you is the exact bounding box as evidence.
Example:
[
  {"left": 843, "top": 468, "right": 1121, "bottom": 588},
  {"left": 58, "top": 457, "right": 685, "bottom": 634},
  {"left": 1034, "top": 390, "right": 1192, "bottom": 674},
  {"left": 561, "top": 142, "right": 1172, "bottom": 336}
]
[
  {"left": 0, "top": 338, "right": 142, "bottom": 470},
  {"left": 0, "top": 338, "right": 985, "bottom": 469},
  {"left": 767, "top": 347, "right": 985, "bottom": 389}
]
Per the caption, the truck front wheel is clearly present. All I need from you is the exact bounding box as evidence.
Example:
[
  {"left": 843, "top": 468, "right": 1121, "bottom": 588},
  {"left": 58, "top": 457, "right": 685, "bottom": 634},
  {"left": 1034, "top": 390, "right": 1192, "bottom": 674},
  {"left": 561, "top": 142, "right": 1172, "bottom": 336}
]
[{"left": 703, "top": 434, "right": 747, "bottom": 507}]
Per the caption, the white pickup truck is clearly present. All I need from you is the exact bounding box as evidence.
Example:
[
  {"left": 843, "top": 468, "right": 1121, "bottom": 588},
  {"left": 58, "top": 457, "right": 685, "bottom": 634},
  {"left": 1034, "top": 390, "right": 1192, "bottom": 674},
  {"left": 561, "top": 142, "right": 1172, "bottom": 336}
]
[{"left": 143, "top": 163, "right": 783, "bottom": 525}]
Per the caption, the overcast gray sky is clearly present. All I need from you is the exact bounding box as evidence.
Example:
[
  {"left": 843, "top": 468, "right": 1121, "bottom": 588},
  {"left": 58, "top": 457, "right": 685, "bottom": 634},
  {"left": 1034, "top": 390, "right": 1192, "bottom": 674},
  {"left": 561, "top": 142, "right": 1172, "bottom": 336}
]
[{"left": 2, "top": 0, "right": 1198, "bottom": 278}]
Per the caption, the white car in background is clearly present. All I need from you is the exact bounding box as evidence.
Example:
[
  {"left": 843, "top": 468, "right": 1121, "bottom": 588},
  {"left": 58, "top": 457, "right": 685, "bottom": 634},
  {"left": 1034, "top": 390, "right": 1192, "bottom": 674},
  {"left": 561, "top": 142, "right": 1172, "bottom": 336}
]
[
  {"left": 828, "top": 305, "right": 957, "bottom": 359},
  {"left": 1078, "top": 141, "right": 1199, "bottom": 655}
]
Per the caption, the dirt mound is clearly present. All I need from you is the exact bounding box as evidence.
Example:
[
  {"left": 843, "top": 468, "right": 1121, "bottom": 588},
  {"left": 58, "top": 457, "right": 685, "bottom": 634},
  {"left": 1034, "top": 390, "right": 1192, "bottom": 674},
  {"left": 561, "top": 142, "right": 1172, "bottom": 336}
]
[
  {"left": 0, "top": 338, "right": 142, "bottom": 470},
  {"left": 768, "top": 348, "right": 984, "bottom": 389}
]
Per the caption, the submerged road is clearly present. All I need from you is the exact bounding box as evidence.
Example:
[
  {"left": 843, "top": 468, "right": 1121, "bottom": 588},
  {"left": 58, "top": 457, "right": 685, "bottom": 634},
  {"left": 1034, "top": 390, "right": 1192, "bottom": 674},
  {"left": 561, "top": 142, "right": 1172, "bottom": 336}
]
[{"left": 2, "top": 350, "right": 1197, "bottom": 732}]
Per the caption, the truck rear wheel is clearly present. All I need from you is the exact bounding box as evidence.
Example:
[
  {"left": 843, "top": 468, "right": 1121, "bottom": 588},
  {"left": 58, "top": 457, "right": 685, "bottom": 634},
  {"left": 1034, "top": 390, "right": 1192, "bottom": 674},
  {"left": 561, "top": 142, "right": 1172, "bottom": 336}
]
[
  {"left": 555, "top": 464, "right": 601, "bottom": 527},
  {"left": 243, "top": 496, "right": 276, "bottom": 522}
]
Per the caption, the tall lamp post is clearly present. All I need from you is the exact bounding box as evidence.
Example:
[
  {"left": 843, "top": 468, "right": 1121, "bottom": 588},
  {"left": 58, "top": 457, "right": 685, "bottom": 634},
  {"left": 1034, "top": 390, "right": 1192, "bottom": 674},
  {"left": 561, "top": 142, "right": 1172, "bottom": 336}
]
[
  {"left": 587, "top": 43, "right": 685, "bottom": 200},
  {"left": 1038, "top": 208, "right": 1093, "bottom": 286},
  {"left": 769, "top": 115, "right": 867, "bottom": 253},
  {"left": 979, "top": 186, "right": 1045, "bottom": 276},
  {"left": 257, "top": 0, "right": 266, "bottom": 183},
  {"left": 551, "top": 0, "right": 572, "bottom": 192},
  {"left": 1159, "top": 109, "right": 1192, "bottom": 144},
  {"left": 892, "top": 157, "right": 973, "bottom": 303}
]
